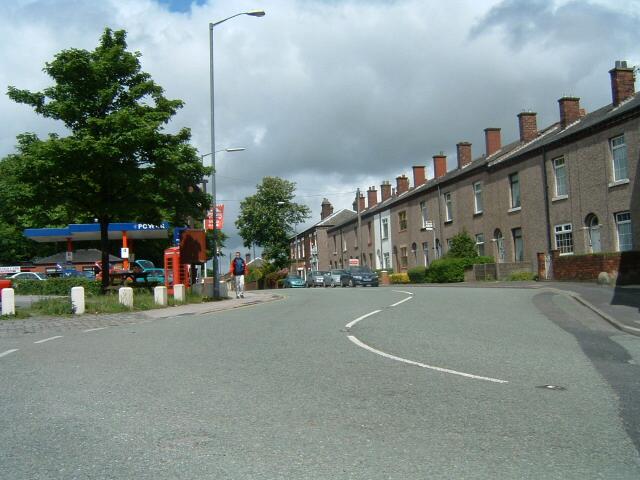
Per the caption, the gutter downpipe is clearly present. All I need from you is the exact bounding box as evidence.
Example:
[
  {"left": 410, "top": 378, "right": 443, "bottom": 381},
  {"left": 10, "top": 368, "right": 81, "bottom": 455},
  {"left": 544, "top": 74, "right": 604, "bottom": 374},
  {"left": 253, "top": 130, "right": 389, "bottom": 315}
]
[{"left": 541, "top": 145, "right": 552, "bottom": 252}]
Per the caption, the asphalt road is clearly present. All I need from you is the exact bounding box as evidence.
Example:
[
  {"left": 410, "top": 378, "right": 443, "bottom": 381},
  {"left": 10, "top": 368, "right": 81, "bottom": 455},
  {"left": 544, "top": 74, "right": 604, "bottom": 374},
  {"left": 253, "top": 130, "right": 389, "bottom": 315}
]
[{"left": 1, "top": 286, "right": 639, "bottom": 479}]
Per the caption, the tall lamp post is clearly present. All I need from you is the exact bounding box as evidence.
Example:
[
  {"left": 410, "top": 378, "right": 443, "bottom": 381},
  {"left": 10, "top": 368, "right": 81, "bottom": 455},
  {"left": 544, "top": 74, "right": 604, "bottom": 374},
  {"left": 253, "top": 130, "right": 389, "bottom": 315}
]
[{"left": 209, "top": 9, "right": 265, "bottom": 298}]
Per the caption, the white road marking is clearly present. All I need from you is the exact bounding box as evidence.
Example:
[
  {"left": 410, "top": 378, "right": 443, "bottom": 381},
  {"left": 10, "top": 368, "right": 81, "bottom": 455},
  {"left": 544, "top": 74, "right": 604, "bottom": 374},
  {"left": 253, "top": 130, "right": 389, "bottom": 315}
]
[
  {"left": 392, "top": 290, "right": 414, "bottom": 295},
  {"left": 0, "top": 349, "right": 19, "bottom": 358},
  {"left": 390, "top": 296, "right": 412, "bottom": 307},
  {"left": 83, "top": 327, "right": 107, "bottom": 333},
  {"left": 345, "top": 310, "right": 381, "bottom": 329},
  {"left": 34, "top": 336, "right": 63, "bottom": 344},
  {"left": 348, "top": 335, "right": 508, "bottom": 384}
]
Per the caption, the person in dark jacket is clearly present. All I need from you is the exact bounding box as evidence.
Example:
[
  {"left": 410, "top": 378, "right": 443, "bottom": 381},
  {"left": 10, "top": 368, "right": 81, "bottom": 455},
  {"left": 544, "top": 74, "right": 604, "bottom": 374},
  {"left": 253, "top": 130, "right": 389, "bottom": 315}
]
[{"left": 229, "top": 251, "right": 248, "bottom": 298}]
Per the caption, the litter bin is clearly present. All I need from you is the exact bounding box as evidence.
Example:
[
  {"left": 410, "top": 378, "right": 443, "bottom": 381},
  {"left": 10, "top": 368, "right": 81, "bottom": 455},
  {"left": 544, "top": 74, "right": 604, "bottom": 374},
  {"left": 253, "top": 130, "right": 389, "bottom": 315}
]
[{"left": 202, "top": 277, "right": 214, "bottom": 298}]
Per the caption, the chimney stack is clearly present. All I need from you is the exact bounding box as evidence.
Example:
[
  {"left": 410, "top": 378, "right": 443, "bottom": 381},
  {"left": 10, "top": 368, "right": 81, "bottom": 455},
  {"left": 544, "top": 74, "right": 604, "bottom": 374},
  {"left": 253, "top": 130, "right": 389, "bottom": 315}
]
[
  {"left": 484, "top": 128, "right": 501, "bottom": 157},
  {"left": 558, "top": 96, "right": 581, "bottom": 129},
  {"left": 380, "top": 181, "right": 392, "bottom": 202},
  {"left": 517, "top": 112, "right": 538, "bottom": 142},
  {"left": 367, "top": 186, "right": 378, "bottom": 209},
  {"left": 412, "top": 165, "right": 426, "bottom": 187},
  {"left": 610, "top": 60, "right": 636, "bottom": 106},
  {"left": 396, "top": 175, "right": 410, "bottom": 195},
  {"left": 433, "top": 154, "right": 447, "bottom": 178},
  {"left": 456, "top": 142, "right": 472, "bottom": 169},
  {"left": 320, "top": 198, "right": 334, "bottom": 220},
  {"left": 353, "top": 192, "right": 365, "bottom": 212}
]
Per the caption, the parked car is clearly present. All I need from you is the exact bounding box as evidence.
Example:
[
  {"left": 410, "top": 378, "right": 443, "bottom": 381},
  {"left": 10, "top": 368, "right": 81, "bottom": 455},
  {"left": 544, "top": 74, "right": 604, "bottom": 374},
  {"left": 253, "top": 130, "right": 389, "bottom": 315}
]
[
  {"left": 323, "top": 269, "right": 347, "bottom": 287},
  {"left": 132, "top": 260, "right": 165, "bottom": 283},
  {"left": 306, "top": 270, "right": 328, "bottom": 288},
  {"left": 282, "top": 275, "right": 305, "bottom": 288},
  {"left": 341, "top": 266, "right": 379, "bottom": 287},
  {"left": 6, "top": 272, "right": 47, "bottom": 281}
]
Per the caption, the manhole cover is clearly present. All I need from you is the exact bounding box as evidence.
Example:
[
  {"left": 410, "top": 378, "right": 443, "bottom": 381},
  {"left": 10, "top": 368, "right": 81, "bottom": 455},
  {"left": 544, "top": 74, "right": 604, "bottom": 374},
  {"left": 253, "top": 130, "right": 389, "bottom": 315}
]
[{"left": 536, "top": 384, "right": 566, "bottom": 391}]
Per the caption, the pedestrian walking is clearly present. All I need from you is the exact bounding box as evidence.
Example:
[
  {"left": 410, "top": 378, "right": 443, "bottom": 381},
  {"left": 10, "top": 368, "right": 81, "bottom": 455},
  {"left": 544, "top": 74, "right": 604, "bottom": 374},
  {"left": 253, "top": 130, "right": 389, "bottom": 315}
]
[{"left": 229, "top": 251, "right": 248, "bottom": 298}]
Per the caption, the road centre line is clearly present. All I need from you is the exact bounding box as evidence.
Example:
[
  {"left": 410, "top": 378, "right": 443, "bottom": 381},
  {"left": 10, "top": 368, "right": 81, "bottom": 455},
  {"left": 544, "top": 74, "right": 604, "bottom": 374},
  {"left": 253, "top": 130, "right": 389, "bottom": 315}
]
[
  {"left": 348, "top": 335, "right": 508, "bottom": 384},
  {"left": 345, "top": 310, "right": 382, "bottom": 330},
  {"left": 392, "top": 290, "right": 414, "bottom": 295},
  {"left": 0, "top": 349, "right": 19, "bottom": 358},
  {"left": 390, "top": 296, "right": 412, "bottom": 307},
  {"left": 34, "top": 336, "right": 63, "bottom": 344},
  {"left": 83, "top": 327, "right": 107, "bottom": 333}
]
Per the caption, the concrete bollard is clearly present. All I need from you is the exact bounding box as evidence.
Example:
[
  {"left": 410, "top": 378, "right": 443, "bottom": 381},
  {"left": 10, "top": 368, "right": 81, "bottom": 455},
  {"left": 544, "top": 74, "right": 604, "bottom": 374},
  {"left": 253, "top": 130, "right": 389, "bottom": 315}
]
[
  {"left": 174, "top": 284, "right": 185, "bottom": 303},
  {"left": 71, "top": 286, "right": 85, "bottom": 315},
  {"left": 119, "top": 287, "right": 134, "bottom": 309},
  {"left": 154, "top": 286, "right": 168, "bottom": 306},
  {"left": 1, "top": 288, "right": 16, "bottom": 316}
]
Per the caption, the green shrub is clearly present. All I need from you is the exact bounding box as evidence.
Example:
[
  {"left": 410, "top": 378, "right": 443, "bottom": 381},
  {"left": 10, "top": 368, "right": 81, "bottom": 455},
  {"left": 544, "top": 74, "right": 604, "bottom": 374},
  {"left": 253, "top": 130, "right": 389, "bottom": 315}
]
[
  {"left": 389, "top": 273, "right": 410, "bottom": 284},
  {"left": 12, "top": 278, "right": 102, "bottom": 296},
  {"left": 426, "top": 258, "right": 467, "bottom": 283},
  {"left": 407, "top": 266, "right": 427, "bottom": 283},
  {"left": 446, "top": 230, "right": 478, "bottom": 259},
  {"left": 265, "top": 269, "right": 288, "bottom": 288},
  {"left": 508, "top": 271, "right": 537, "bottom": 281}
]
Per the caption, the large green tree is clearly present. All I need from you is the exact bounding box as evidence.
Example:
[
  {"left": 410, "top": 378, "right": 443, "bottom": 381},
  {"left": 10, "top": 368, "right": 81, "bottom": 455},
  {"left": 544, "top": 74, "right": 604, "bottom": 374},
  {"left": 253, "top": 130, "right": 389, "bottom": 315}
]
[
  {"left": 236, "top": 177, "right": 310, "bottom": 269},
  {"left": 6, "top": 28, "right": 210, "bottom": 290}
]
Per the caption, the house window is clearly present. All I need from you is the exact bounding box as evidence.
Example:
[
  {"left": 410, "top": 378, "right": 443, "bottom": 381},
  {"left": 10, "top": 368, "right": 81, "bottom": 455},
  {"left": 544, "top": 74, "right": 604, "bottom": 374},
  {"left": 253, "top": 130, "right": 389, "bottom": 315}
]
[
  {"left": 343, "top": 239, "right": 347, "bottom": 252},
  {"left": 444, "top": 192, "right": 453, "bottom": 221},
  {"left": 354, "top": 227, "right": 358, "bottom": 248},
  {"left": 435, "top": 239, "right": 442, "bottom": 259},
  {"left": 367, "top": 222, "right": 372, "bottom": 245},
  {"left": 615, "top": 211, "right": 632, "bottom": 252},
  {"left": 494, "top": 229, "right": 505, "bottom": 263},
  {"left": 422, "top": 241, "right": 429, "bottom": 266},
  {"left": 420, "top": 201, "right": 429, "bottom": 228},
  {"left": 398, "top": 211, "right": 408, "bottom": 231},
  {"left": 400, "top": 247, "right": 408, "bottom": 269},
  {"left": 333, "top": 236, "right": 337, "bottom": 254},
  {"left": 382, "top": 218, "right": 389, "bottom": 239},
  {"left": 473, "top": 182, "right": 483, "bottom": 214},
  {"left": 446, "top": 238, "right": 452, "bottom": 251},
  {"left": 553, "top": 157, "right": 567, "bottom": 197},
  {"left": 611, "top": 135, "right": 628, "bottom": 182},
  {"left": 509, "top": 173, "right": 521, "bottom": 209},
  {"left": 512, "top": 228, "right": 524, "bottom": 262},
  {"left": 475, "top": 233, "right": 485, "bottom": 257},
  {"left": 555, "top": 224, "right": 574, "bottom": 255},
  {"left": 383, "top": 252, "right": 391, "bottom": 270}
]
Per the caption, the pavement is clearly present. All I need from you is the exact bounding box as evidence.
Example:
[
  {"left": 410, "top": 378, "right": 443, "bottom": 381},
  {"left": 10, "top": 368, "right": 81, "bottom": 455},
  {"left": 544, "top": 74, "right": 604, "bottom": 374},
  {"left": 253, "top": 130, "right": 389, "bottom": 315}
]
[{"left": 1, "top": 281, "right": 639, "bottom": 337}]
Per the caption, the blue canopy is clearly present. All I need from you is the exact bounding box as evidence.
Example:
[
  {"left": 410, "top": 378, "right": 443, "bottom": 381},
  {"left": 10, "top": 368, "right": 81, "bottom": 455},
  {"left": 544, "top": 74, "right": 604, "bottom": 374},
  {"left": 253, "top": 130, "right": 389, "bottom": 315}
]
[{"left": 24, "top": 222, "right": 170, "bottom": 243}]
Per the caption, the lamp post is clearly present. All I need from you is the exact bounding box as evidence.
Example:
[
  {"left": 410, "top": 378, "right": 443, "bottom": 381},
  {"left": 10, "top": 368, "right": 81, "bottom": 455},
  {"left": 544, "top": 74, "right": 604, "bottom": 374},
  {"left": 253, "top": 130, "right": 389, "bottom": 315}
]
[{"left": 209, "top": 9, "right": 265, "bottom": 298}]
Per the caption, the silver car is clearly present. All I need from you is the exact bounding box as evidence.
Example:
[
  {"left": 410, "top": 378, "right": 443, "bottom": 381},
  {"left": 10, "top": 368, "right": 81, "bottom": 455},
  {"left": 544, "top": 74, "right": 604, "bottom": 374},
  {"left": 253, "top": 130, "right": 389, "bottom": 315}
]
[
  {"left": 323, "top": 269, "right": 347, "bottom": 288},
  {"left": 306, "top": 271, "right": 328, "bottom": 288}
]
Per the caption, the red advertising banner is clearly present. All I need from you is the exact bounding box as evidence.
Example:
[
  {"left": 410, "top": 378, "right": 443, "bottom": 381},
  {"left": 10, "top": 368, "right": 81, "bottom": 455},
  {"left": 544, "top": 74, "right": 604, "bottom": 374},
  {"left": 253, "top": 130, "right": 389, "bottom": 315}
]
[{"left": 205, "top": 204, "right": 224, "bottom": 230}]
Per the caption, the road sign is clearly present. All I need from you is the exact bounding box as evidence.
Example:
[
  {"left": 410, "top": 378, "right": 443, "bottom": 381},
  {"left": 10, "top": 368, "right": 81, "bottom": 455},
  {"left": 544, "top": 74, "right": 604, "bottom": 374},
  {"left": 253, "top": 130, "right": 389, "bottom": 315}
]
[
  {"left": 205, "top": 204, "right": 224, "bottom": 230},
  {"left": 348, "top": 258, "right": 360, "bottom": 266},
  {"left": 120, "top": 247, "right": 130, "bottom": 259},
  {"left": 424, "top": 221, "right": 433, "bottom": 230}
]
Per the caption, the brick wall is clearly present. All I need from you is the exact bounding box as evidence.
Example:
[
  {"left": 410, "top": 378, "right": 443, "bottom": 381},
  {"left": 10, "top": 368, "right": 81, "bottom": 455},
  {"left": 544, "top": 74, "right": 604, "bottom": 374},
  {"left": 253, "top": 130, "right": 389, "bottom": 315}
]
[{"left": 548, "top": 250, "right": 640, "bottom": 284}]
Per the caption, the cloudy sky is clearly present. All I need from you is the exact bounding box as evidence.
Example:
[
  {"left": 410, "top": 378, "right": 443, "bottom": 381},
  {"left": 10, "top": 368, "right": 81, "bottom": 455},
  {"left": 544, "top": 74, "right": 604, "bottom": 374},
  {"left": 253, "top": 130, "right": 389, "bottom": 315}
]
[{"left": 1, "top": 0, "right": 638, "bottom": 266}]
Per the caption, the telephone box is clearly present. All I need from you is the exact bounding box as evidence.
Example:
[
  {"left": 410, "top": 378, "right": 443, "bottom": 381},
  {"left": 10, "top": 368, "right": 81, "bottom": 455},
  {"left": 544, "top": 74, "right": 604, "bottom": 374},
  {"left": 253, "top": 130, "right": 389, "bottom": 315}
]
[{"left": 164, "top": 246, "right": 190, "bottom": 293}]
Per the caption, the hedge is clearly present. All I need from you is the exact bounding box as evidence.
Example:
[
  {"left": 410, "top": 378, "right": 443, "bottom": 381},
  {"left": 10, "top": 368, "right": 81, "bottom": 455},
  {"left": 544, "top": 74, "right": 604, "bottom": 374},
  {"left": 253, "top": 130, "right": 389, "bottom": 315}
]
[
  {"left": 389, "top": 273, "right": 410, "bottom": 284},
  {"left": 425, "top": 256, "right": 494, "bottom": 283},
  {"left": 407, "top": 266, "right": 427, "bottom": 283},
  {"left": 12, "top": 278, "right": 102, "bottom": 296}
]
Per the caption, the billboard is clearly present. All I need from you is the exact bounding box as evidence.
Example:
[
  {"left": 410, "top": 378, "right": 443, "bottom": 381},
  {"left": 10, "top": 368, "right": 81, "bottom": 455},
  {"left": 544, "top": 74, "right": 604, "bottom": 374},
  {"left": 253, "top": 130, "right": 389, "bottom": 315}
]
[{"left": 205, "top": 205, "right": 224, "bottom": 230}]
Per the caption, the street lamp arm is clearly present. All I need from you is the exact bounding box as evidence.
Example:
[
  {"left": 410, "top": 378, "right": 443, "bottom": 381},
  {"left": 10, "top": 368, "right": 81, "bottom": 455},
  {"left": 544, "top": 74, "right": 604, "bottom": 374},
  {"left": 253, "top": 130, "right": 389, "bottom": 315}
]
[{"left": 210, "top": 10, "right": 265, "bottom": 28}]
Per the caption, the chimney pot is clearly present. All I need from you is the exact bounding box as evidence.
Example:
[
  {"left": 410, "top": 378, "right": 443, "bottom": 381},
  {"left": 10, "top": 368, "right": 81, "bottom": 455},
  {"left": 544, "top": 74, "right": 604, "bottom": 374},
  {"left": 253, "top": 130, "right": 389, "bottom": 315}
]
[{"left": 484, "top": 128, "right": 501, "bottom": 157}]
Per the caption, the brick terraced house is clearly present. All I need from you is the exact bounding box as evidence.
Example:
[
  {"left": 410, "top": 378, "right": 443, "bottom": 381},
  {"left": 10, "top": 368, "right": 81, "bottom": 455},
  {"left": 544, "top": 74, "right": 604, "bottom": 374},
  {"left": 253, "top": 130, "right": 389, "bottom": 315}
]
[{"left": 309, "top": 61, "right": 638, "bottom": 278}]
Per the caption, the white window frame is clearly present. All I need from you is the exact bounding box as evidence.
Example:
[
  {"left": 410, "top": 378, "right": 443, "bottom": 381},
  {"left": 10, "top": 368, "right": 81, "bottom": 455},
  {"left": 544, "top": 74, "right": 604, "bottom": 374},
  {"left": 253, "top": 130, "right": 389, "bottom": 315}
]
[
  {"left": 554, "top": 223, "right": 574, "bottom": 255},
  {"left": 398, "top": 211, "right": 407, "bottom": 231},
  {"left": 381, "top": 218, "right": 389, "bottom": 239},
  {"left": 509, "top": 173, "right": 521, "bottom": 209},
  {"left": 611, "top": 135, "right": 628, "bottom": 182},
  {"left": 552, "top": 157, "right": 567, "bottom": 198},
  {"left": 473, "top": 182, "right": 483, "bottom": 214},
  {"left": 615, "top": 211, "right": 632, "bottom": 252},
  {"left": 420, "top": 201, "right": 429, "bottom": 228},
  {"left": 475, "top": 233, "right": 485, "bottom": 257},
  {"left": 512, "top": 227, "right": 524, "bottom": 262},
  {"left": 444, "top": 192, "right": 452, "bottom": 222},
  {"left": 383, "top": 252, "right": 391, "bottom": 270}
]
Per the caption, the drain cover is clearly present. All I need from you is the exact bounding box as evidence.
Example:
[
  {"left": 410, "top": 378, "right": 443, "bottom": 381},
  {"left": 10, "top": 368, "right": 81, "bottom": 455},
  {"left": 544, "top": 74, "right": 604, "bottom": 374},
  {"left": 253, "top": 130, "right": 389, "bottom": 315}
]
[{"left": 536, "top": 384, "right": 566, "bottom": 391}]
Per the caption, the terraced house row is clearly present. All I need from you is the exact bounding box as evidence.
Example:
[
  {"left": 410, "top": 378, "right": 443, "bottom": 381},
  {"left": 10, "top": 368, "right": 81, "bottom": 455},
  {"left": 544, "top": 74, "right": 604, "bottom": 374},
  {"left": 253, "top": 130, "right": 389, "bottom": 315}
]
[{"left": 290, "top": 61, "right": 639, "bottom": 278}]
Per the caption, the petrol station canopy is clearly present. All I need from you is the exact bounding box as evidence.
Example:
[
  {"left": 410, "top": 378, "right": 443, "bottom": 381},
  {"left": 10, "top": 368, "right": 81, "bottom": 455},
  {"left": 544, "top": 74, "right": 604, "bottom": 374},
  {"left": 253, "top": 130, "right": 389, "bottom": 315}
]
[{"left": 24, "top": 222, "right": 170, "bottom": 243}]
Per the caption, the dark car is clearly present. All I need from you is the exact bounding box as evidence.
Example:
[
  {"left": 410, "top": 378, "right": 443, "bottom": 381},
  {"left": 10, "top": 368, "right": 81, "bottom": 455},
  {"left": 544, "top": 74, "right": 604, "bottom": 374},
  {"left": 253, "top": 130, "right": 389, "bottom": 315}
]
[
  {"left": 305, "top": 270, "right": 328, "bottom": 288},
  {"left": 341, "top": 266, "right": 379, "bottom": 287}
]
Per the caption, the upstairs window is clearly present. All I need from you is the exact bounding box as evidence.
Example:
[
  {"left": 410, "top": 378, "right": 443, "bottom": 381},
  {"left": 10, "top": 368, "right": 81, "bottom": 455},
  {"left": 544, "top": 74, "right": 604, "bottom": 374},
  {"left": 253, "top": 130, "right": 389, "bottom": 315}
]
[
  {"left": 473, "top": 182, "right": 483, "bottom": 214},
  {"left": 611, "top": 135, "right": 628, "bottom": 182},
  {"left": 509, "top": 173, "right": 521, "bottom": 209},
  {"left": 444, "top": 192, "right": 453, "bottom": 221},
  {"left": 382, "top": 217, "right": 389, "bottom": 239},
  {"left": 553, "top": 157, "right": 567, "bottom": 197},
  {"left": 420, "top": 201, "right": 429, "bottom": 228},
  {"left": 398, "top": 211, "right": 408, "bottom": 231}
]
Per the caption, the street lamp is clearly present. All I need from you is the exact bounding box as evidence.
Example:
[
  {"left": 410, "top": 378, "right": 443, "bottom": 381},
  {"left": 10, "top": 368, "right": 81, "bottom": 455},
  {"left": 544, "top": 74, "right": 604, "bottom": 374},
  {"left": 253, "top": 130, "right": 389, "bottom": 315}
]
[{"left": 209, "top": 9, "right": 265, "bottom": 298}]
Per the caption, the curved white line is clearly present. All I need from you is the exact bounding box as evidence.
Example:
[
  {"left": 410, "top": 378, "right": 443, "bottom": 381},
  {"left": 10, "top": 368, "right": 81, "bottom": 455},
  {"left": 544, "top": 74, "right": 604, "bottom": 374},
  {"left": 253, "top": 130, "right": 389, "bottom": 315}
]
[
  {"left": 0, "top": 349, "right": 19, "bottom": 358},
  {"left": 390, "top": 296, "right": 412, "bottom": 307},
  {"left": 348, "top": 335, "right": 508, "bottom": 384},
  {"left": 34, "top": 336, "right": 63, "bottom": 344},
  {"left": 345, "top": 310, "right": 381, "bottom": 329},
  {"left": 392, "top": 290, "right": 414, "bottom": 295}
]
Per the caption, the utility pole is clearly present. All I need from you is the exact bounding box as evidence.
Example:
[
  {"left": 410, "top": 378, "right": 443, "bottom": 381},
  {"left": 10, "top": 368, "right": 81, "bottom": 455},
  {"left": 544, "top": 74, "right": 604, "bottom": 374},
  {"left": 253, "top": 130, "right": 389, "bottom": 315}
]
[{"left": 356, "top": 187, "right": 362, "bottom": 265}]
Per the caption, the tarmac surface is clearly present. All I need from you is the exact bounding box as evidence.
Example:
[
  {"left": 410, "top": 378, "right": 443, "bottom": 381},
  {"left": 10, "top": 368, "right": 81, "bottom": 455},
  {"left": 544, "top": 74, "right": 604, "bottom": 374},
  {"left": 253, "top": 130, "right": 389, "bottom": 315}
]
[{"left": 1, "top": 281, "right": 638, "bottom": 338}]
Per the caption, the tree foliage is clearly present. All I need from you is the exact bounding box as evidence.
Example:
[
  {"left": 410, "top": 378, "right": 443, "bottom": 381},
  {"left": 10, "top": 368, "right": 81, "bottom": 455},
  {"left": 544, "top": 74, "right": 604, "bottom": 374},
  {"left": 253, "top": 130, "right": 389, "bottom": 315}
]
[
  {"left": 236, "top": 177, "right": 310, "bottom": 269},
  {"left": 446, "top": 230, "right": 478, "bottom": 259},
  {"left": 5, "top": 28, "right": 210, "bottom": 289}
]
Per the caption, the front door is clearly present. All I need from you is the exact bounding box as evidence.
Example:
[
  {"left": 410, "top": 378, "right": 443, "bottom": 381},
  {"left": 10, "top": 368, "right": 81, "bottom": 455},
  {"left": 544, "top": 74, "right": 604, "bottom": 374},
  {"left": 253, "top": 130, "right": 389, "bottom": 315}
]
[{"left": 588, "top": 216, "right": 601, "bottom": 253}]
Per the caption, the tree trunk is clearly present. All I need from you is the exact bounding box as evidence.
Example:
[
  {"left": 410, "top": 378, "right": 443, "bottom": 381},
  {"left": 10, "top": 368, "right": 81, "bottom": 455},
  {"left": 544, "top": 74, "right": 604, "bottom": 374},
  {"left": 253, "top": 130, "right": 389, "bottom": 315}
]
[{"left": 100, "top": 217, "right": 110, "bottom": 293}]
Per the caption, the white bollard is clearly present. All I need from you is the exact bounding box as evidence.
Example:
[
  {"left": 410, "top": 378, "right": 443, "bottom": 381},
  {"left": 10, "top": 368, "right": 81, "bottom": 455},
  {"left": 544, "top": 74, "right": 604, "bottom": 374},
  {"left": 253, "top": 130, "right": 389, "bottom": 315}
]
[
  {"left": 119, "top": 287, "right": 134, "bottom": 309},
  {"left": 71, "top": 286, "right": 85, "bottom": 315},
  {"left": 154, "top": 286, "right": 168, "bottom": 306},
  {"left": 174, "top": 284, "right": 185, "bottom": 303},
  {"left": 1, "top": 288, "right": 16, "bottom": 316}
]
